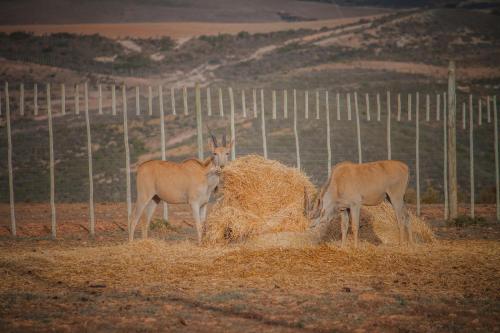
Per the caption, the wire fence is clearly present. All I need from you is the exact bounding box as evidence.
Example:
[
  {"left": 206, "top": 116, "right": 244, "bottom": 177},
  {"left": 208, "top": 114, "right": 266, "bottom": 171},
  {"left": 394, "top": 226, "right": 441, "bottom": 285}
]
[{"left": 0, "top": 81, "right": 498, "bottom": 237}]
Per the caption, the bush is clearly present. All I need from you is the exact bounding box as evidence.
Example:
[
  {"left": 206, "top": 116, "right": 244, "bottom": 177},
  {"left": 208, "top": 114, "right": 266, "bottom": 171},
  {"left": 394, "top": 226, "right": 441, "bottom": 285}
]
[
  {"left": 447, "top": 215, "right": 486, "bottom": 227},
  {"left": 422, "top": 184, "right": 441, "bottom": 204}
]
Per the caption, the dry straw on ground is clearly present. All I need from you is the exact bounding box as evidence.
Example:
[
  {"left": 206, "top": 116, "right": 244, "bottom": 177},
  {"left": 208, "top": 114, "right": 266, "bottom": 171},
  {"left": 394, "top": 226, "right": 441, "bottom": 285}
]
[{"left": 205, "top": 155, "right": 434, "bottom": 246}]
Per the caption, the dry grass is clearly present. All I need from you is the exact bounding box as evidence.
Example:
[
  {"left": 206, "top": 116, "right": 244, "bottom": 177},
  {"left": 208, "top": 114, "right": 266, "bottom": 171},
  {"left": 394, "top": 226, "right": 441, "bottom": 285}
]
[{"left": 204, "top": 155, "right": 316, "bottom": 244}]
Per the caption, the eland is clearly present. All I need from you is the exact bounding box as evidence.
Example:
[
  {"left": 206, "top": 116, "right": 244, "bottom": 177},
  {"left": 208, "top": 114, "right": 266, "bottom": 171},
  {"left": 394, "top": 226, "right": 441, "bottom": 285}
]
[
  {"left": 129, "top": 133, "right": 232, "bottom": 243},
  {"left": 307, "top": 160, "right": 412, "bottom": 247}
]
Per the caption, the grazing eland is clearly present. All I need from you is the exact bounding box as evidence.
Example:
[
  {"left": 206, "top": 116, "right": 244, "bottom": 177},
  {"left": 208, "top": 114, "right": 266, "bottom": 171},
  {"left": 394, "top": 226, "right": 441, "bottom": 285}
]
[
  {"left": 129, "top": 133, "right": 232, "bottom": 243},
  {"left": 307, "top": 160, "right": 412, "bottom": 247}
]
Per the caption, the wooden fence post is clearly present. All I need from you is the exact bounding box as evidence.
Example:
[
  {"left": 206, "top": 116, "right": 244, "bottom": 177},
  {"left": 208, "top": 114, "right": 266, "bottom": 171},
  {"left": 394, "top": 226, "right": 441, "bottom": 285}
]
[
  {"left": 20, "top": 83, "right": 24, "bottom": 116},
  {"left": 316, "top": 90, "right": 320, "bottom": 120},
  {"left": 436, "top": 93, "right": 440, "bottom": 121},
  {"left": 397, "top": 93, "right": 401, "bottom": 121},
  {"left": 171, "top": 87, "right": 176, "bottom": 115},
  {"left": 75, "top": 83, "right": 80, "bottom": 115},
  {"left": 135, "top": 86, "right": 140, "bottom": 116},
  {"left": 218, "top": 87, "right": 224, "bottom": 117},
  {"left": 365, "top": 93, "right": 371, "bottom": 121},
  {"left": 355, "top": 91, "right": 362, "bottom": 163},
  {"left": 47, "top": 83, "right": 56, "bottom": 239},
  {"left": 253, "top": 88, "right": 257, "bottom": 118},
  {"left": 34, "top": 83, "right": 39, "bottom": 116},
  {"left": 336, "top": 93, "right": 341, "bottom": 120},
  {"left": 111, "top": 84, "right": 116, "bottom": 116},
  {"left": 84, "top": 82, "right": 95, "bottom": 236},
  {"left": 241, "top": 89, "right": 247, "bottom": 118},
  {"left": 305, "top": 90, "right": 309, "bottom": 119},
  {"left": 160, "top": 85, "right": 168, "bottom": 222},
  {"left": 148, "top": 86, "right": 153, "bottom": 116},
  {"left": 447, "top": 62, "right": 458, "bottom": 220},
  {"left": 5, "top": 82, "right": 16, "bottom": 236},
  {"left": 416, "top": 92, "right": 420, "bottom": 216},
  {"left": 493, "top": 95, "right": 499, "bottom": 221},
  {"left": 426, "top": 94, "right": 430, "bottom": 122},
  {"left": 478, "top": 97, "right": 482, "bottom": 126},
  {"left": 60, "top": 83, "right": 66, "bottom": 115},
  {"left": 122, "top": 85, "right": 132, "bottom": 230},
  {"left": 469, "top": 94, "right": 475, "bottom": 218},
  {"left": 206, "top": 87, "right": 212, "bottom": 116},
  {"left": 443, "top": 91, "right": 449, "bottom": 220},
  {"left": 272, "top": 90, "right": 276, "bottom": 119},
  {"left": 98, "top": 84, "right": 102, "bottom": 115},
  {"left": 183, "top": 86, "right": 188, "bottom": 115},
  {"left": 229, "top": 87, "right": 236, "bottom": 160},
  {"left": 462, "top": 102, "right": 466, "bottom": 130},
  {"left": 326, "top": 91, "right": 332, "bottom": 176},
  {"left": 195, "top": 84, "right": 203, "bottom": 159},
  {"left": 261, "top": 89, "right": 267, "bottom": 158},
  {"left": 0, "top": 85, "right": 2, "bottom": 116},
  {"left": 487, "top": 96, "right": 491, "bottom": 123},
  {"left": 347, "top": 93, "right": 352, "bottom": 121},
  {"left": 408, "top": 93, "right": 412, "bottom": 121},
  {"left": 293, "top": 89, "right": 300, "bottom": 169},
  {"left": 387, "top": 91, "right": 392, "bottom": 160},
  {"left": 283, "top": 90, "right": 288, "bottom": 119},
  {"left": 376, "top": 93, "right": 381, "bottom": 122}
]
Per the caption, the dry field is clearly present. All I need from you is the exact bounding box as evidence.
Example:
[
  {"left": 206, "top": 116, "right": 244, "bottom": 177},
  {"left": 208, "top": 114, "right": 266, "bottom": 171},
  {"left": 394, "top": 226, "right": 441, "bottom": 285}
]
[{"left": 0, "top": 203, "right": 499, "bottom": 332}]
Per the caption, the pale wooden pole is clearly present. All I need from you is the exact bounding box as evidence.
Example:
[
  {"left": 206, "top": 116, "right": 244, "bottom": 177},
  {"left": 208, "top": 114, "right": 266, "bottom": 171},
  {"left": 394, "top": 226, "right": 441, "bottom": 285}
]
[
  {"left": 436, "top": 93, "right": 440, "bottom": 121},
  {"left": 416, "top": 92, "right": 421, "bottom": 216},
  {"left": 195, "top": 84, "right": 203, "bottom": 159},
  {"left": 111, "top": 84, "right": 116, "bottom": 116},
  {"left": 34, "top": 83, "right": 39, "bottom": 116},
  {"left": 206, "top": 87, "right": 212, "bottom": 116},
  {"left": 75, "top": 83, "right": 80, "bottom": 115},
  {"left": 305, "top": 90, "right": 309, "bottom": 119},
  {"left": 443, "top": 91, "right": 449, "bottom": 220},
  {"left": 447, "top": 62, "right": 458, "bottom": 220},
  {"left": 60, "top": 83, "right": 65, "bottom": 115},
  {"left": 20, "top": 83, "right": 24, "bottom": 116},
  {"left": 183, "top": 86, "right": 188, "bottom": 115},
  {"left": 5, "top": 82, "right": 16, "bottom": 236},
  {"left": 241, "top": 89, "right": 247, "bottom": 118},
  {"left": 316, "top": 90, "right": 320, "bottom": 120},
  {"left": 122, "top": 85, "right": 132, "bottom": 229},
  {"left": 148, "top": 86, "right": 153, "bottom": 116},
  {"left": 336, "top": 92, "right": 341, "bottom": 120},
  {"left": 387, "top": 91, "right": 392, "bottom": 160},
  {"left": 159, "top": 85, "right": 168, "bottom": 222},
  {"left": 408, "top": 93, "right": 412, "bottom": 121},
  {"left": 98, "top": 84, "right": 102, "bottom": 115},
  {"left": 326, "top": 91, "right": 332, "bottom": 176},
  {"left": 478, "top": 97, "right": 482, "bottom": 126},
  {"left": 376, "top": 93, "right": 381, "bottom": 122},
  {"left": 293, "top": 89, "right": 301, "bottom": 169},
  {"left": 0, "top": 85, "right": 2, "bottom": 116},
  {"left": 365, "top": 93, "right": 371, "bottom": 121},
  {"left": 347, "top": 92, "right": 352, "bottom": 121},
  {"left": 397, "top": 93, "right": 401, "bottom": 121},
  {"left": 354, "top": 91, "right": 362, "bottom": 163},
  {"left": 283, "top": 90, "right": 288, "bottom": 119},
  {"left": 426, "top": 93, "right": 430, "bottom": 122},
  {"left": 462, "top": 102, "right": 466, "bottom": 130},
  {"left": 469, "top": 94, "right": 475, "bottom": 218},
  {"left": 252, "top": 88, "right": 257, "bottom": 118},
  {"left": 261, "top": 89, "right": 267, "bottom": 158},
  {"left": 218, "top": 87, "right": 224, "bottom": 117},
  {"left": 171, "top": 87, "right": 176, "bottom": 115},
  {"left": 272, "top": 90, "right": 276, "bottom": 119},
  {"left": 84, "top": 82, "right": 95, "bottom": 236},
  {"left": 229, "top": 87, "right": 236, "bottom": 160},
  {"left": 487, "top": 95, "right": 491, "bottom": 123},
  {"left": 135, "top": 86, "right": 140, "bottom": 116},
  {"left": 47, "top": 83, "right": 56, "bottom": 239},
  {"left": 493, "top": 95, "right": 499, "bottom": 221}
]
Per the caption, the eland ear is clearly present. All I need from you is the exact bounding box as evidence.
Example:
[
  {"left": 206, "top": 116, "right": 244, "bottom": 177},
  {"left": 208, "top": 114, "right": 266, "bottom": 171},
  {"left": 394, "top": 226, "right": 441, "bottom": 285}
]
[
  {"left": 222, "top": 133, "right": 227, "bottom": 147},
  {"left": 207, "top": 138, "right": 215, "bottom": 152},
  {"left": 227, "top": 138, "right": 234, "bottom": 149}
]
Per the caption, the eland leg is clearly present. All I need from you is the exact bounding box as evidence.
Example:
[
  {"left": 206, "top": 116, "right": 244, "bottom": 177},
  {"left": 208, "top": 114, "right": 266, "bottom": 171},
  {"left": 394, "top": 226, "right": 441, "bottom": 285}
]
[
  {"left": 190, "top": 202, "right": 203, "bottom": 245},
  {"left": 129, "top": 198, "right": 149, "bottom": 242},
  {"left": 388, "top": 192, "right": 411, "bottom": 245},
  {"left": 340, "top": 209, "right": 349, "bottom": 248},
  {"left": 350, "top": 204, "right": 361, "bottom": 248},
  {"left": 141, "top": 197, "right": 159, "bottom": 239}
]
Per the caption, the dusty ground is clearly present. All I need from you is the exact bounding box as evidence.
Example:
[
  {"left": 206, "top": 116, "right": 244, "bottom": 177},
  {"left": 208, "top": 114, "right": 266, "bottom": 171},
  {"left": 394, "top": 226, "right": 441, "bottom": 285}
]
[{"left": 0, "top": 203, "right": 499, "bottom": 332}]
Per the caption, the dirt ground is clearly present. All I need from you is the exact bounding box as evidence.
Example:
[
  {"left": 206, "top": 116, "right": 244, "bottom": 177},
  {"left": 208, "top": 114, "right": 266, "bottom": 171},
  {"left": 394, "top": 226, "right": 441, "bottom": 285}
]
[{"left": 0, "top": 203, "right": 499, "bottom": 332}]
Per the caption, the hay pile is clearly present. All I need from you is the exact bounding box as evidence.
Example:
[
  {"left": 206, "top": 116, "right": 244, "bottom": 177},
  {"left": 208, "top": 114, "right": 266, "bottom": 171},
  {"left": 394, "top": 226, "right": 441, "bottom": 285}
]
[{"left": 204, "top": 155, "right": 316, "bottom": 244}]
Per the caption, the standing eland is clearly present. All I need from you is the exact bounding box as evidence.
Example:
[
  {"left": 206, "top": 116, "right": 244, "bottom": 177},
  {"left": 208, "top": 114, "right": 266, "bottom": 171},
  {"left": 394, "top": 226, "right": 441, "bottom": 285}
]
[
  {"left": 307, "top": 160, "right": 412, "bottom": 247},
  {"left": 129, "top": 133, "right": 232, "bottom": 243}
]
